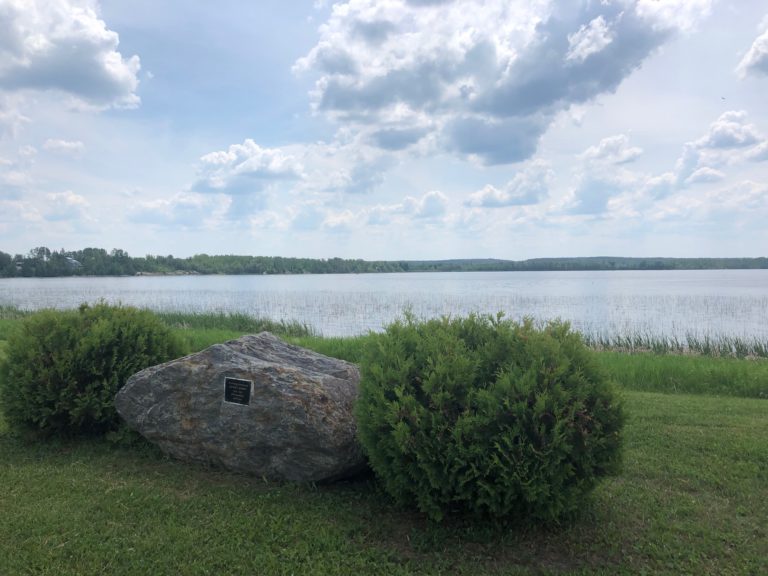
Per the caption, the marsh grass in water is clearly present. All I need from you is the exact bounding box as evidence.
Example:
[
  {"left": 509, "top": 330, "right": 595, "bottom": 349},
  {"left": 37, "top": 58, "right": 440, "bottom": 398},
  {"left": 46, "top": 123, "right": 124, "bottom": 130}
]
[
  {"left": 0, "top": 305, "right": 29, "bottom": 320},
  {"left": 583, "top": 331, "right": 768, "bottom": 359},
  {"left": 155, "top": 310, "right": 314, "bottom": 337}
]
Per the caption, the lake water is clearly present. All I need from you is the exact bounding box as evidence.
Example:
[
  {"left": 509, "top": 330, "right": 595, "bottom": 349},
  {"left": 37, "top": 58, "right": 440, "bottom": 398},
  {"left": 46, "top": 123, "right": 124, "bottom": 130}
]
[{"left": 0, "top": 270, "right": 766, "bottom": 339}]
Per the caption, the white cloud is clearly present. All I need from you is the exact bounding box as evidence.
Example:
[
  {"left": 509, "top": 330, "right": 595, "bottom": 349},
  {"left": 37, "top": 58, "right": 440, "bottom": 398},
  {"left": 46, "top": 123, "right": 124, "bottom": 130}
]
[
  {"left": 466, "top": 160, "right": 552, "bottom": 207},
  {"left": 566, "top": 16, "right": 613, "bottom": 63},
  {"left": 746, "top": 141, "right": 768, "bottom": 162},
  {"left": 0, "top": 148, "right": 34, "bottom": 197},
  {"left": 130, "top": 192, "right": 231, "bottom": 229},
  {"left": 651, "top": 180, "right": 768, "bottom": 222},
  {"left": 193, "top": 139, "right": 303, "bottom": 195},
  {"left": 18, "top": 144, "right": 36, "bottom": 157},
  {"left": 684, "top": 166, "right": 725, "bottom": 185},
  {"left": 580, "top": 134, "right": 643, "bottom": 165},
  {"left": 635, "top": 0, "right": 713, "bottom": 32},
  {"left": 43, "top": 190, "right": 89, "bottom": 221},
  {"left": 296, "top": 0, "right": 712, "bottom": 164},
  {"left": 0, "top": 0, "right": 141, "bottom": 109},
  {"left": 697, "top": 111, "right": 761, "bottom": 149},
  {"left": 569, "top": 171, "right": 640, "bottom": 215},
  {"left": 566, "top": 111, "right": 768, "bottom": 217},
  {"left": 566, "top": 133, "right": 651, "bottom": 215},
  {"left": 315, "top": 146, "right": 392, "bottom": 194},
  {"left": 0, "top": 94, "right": 28, "bottom": 137},
  {"left": 713, "top": 180, "right": 768, "bottom": 211},
  {"left": 736, "top": 20, "right": 768, "bottom": 78},
  {"left": 366, "top": 190, "right": 449, "bottom": 226},
  {"left": 404, "top": 190, "right": 448, "bottom": 218},
  {"left": 43, "top": 138, "right": 85, "bottom": 157},
  {"left": 0, "top": 166, "right": 30, "bottom": 195},
  {"left": 673, "top": 111, "right": 766, "bottom": 185},
  {"left": 323, "top": 209, "right": 358, "bottom": 232},
  {"left": 0, "top": 198, "right": 41, "bottom": 223}
]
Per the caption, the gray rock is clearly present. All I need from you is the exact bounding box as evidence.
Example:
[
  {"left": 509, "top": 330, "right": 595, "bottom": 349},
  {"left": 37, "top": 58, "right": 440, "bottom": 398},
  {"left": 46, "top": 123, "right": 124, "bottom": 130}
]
[{"left": 115, "top": 332, "right": 365, "bottom": 482}]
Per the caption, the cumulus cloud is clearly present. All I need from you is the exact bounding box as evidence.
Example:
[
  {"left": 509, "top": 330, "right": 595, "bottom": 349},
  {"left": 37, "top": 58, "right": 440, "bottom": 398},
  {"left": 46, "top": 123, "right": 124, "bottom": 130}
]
[
  {"left": 566, "top": 16, "right": 614, "bottom": 63},
  {"left": 566, "top": 112, "right": 768, "bottom": 217},
  {"left": 193, "top": 139, "right": 303, "bottom": 196},
  {"left": 569, "top": 172, "right": 639, "bottom": 215},
  {"left": 297, "top": 0, "right": 711, "bottom": 164},
  {"left": 466, "top": 160, "right": 552, "bottom": 207},
  {"left": 319, "top": 152, "right": 391, "bottom": 194},
  {"left": 404, "top": 190, "right": 448, "bottom": 218},
  {"left": 736, "top": 20, "right": 768, "bottom": 78},
  {"left": 697, "top": 111, "right": 761, "bottom": 149},
  {"left": 580, "top": 134, "right": 643, "bottom": 165},
  {"left": 684, "top": 166, "right": 725, "bottom": 185},
  {"left": 652, "top": 179, "right": 768, "bottom": 222},
  {"left": 43, "top": 138, "right": 85, "bottom": 157},
  {"left": 0, "top": 0, "right": 141, "bottom": 109},
  {"left": 367, "top": 190, "right": 449, "bottom": 225},
  {"left": 567, "top": 134, "right": 646, "bottom": 214},
  {"left": 674, "top": 111, "right": 766, "bottom": 185}
]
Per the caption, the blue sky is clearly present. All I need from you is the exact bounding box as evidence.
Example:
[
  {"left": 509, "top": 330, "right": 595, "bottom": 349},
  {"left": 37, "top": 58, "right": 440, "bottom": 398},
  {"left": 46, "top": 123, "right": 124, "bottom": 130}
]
[{"left": 1, "top": 0, "right": 767, "bottom": 260}]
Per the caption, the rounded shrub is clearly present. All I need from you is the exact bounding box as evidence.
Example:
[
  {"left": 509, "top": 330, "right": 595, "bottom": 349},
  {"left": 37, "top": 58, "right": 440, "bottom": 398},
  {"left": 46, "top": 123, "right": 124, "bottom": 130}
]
[
  {"left": 355, "top": 314, "right": 624, "bottom": 523},
  {"left": 0, "top": 303, "right": 184, "bottom": 436}
]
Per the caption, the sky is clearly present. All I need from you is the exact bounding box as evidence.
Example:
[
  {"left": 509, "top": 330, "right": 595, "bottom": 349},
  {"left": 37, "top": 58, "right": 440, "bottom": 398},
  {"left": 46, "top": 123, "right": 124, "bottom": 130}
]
[{"left": 0, "top": 0, "right": 767, "bottom": 260}]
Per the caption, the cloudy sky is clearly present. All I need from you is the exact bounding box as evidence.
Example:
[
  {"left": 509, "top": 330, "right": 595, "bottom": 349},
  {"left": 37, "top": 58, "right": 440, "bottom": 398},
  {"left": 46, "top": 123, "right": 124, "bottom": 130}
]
[{"left": 1, "top": 0, "right": 767, "bottom": 260}]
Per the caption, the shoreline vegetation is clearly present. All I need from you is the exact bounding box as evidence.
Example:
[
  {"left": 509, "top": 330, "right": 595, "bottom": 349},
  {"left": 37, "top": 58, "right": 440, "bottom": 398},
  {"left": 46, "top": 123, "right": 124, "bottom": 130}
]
[
  {"left": 0, "top": 309, "right": 766, "bottom": 574},
  {"left": 1, "top": 246, "right": 767, "bottom": 278},
  {"left": 2, "top": 305, "right": 768, "bottom": 361}
]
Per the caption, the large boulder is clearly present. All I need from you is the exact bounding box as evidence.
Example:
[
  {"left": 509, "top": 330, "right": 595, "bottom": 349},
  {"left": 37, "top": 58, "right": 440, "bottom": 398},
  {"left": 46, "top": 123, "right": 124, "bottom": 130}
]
[{"left": 115, "top": 332, "right": 365, "bottom": 482}]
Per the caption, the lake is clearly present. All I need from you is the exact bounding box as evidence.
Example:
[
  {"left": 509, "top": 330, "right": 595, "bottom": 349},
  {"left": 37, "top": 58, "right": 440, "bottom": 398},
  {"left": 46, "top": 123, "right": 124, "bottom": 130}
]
[{"left": 0, "top": 270, "right": 766, "bottom": 340}]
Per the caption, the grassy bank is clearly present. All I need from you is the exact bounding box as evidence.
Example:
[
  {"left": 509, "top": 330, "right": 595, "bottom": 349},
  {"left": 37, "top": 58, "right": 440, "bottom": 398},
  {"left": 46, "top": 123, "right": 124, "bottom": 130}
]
[{"left": 1, "top": 310, "right": 767, "bottom": 573}]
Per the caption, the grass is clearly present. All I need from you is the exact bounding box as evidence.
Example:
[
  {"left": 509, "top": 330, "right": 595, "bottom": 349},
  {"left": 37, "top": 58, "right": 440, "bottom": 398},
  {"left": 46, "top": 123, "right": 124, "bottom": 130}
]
[
  {"left": 1, "top": 309, "right": 767, "bottom": 574},
  {"left": 154, "top": 310, "right": 313, "bottom": 338},
  {"left": 1, "top": 392, "right": 765, "bottom": 575},
  {"left": 583, "top": 331, "right": 768, "bottom": 359},
  {"left": 597, "top": 352, "right": 768, "bottom": 399}
]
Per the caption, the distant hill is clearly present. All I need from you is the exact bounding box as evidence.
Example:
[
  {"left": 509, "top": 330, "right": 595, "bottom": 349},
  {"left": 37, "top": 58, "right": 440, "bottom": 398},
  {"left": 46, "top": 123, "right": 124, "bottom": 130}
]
[{"left": 1, "top": 247, "right": 766, "bottom": 278}]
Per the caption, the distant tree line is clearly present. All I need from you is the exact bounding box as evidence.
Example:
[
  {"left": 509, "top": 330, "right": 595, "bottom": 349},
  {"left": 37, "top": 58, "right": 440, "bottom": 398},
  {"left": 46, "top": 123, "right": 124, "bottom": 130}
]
[{"left": 0, "top": 247, "right": 766, "bottom": 278}]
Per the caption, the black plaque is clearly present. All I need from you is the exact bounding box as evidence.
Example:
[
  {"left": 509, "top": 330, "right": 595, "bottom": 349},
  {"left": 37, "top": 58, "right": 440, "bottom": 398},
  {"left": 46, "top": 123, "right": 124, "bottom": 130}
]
[{"left": 224, "top": 377, "right": 252, "bottom": 405}]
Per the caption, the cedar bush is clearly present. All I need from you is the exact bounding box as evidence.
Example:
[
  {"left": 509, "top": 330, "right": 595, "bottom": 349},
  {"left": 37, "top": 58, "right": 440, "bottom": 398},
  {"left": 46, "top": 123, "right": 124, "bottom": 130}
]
[
  {"left": 355, "top": 314, "right": 624, "bottom": 522},
  {"left": 0, "top": 303, "right": 183, "bottom": 436}
]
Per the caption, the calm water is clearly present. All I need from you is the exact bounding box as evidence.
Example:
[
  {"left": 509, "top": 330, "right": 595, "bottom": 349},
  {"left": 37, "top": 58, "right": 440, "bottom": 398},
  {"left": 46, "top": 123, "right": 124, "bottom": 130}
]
[{"left": 0, "top": 270, "right": 766, "bottom": 339}]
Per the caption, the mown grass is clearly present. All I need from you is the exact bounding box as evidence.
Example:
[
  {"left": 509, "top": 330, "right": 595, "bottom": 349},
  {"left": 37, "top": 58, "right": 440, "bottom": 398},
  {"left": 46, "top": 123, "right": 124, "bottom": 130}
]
[
  {"left": 1, "top": 392, "right": 766, "bottom": 575},
  {"left": 1, "top": 311, "right": 767, "bottom": 574}
]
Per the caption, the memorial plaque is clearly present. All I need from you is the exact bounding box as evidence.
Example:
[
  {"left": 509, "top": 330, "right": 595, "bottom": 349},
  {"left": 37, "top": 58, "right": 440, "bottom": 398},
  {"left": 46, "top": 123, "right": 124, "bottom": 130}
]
[{"left": 224, "top": 377, "right": 252, "bottom": 405}]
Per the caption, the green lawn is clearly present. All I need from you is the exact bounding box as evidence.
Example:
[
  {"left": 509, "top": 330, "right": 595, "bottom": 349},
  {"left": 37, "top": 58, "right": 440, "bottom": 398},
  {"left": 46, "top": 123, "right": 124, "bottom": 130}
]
[
  {"left": 1, "top": 315, "right": 767, "bottom": 574},
  {"left": 1, "top": 391, "right": 765, "bottom": 575}
]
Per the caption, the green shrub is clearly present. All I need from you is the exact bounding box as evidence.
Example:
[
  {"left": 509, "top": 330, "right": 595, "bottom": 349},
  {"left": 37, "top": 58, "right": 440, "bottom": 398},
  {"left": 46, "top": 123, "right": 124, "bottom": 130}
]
[
  {"left": 0, "top": 303, "right": 183, "bottom": 437},
  {"left": 355, "top": 314, "right": 625, "bottom": 523}
]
